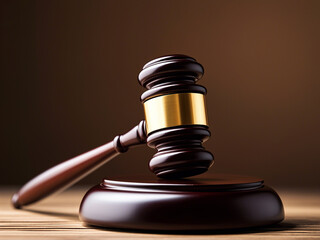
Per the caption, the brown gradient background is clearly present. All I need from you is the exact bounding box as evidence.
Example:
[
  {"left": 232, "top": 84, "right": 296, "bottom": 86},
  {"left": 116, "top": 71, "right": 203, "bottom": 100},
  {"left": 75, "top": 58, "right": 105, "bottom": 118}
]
[{"left": 1, "top": 0, "right": 319, "bottom": 189}]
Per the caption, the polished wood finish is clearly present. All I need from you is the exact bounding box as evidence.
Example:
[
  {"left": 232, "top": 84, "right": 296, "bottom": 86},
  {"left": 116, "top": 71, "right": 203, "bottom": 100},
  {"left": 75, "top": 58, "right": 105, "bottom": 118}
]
[
  {"left": 2, "top": 188, "right": 319, "bottom": 239},
  {"left": 11, "top": 121, "right": 147, "bottom": 209},
  {"left": 147, "top": 126, "right": 213, "bottom": 178},
  {"left": 79, "top": 173, "right": 284, "bottom": 231},
  {"left": 139, "top": 55, "right": 214, "bottom": 179}
]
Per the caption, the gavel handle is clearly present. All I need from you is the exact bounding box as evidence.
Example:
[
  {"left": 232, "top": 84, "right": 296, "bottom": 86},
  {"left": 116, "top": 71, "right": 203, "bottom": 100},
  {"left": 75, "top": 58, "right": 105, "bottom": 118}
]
[{"left": 12, "top": 121, "right": 147, "bottom": 209}]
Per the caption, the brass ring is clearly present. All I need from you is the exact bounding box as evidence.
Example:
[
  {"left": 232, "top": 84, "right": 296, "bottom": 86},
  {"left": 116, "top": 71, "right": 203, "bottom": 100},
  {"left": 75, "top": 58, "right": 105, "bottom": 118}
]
[{"left": 143, "top": 93, "right": 208, "bottom": 134}]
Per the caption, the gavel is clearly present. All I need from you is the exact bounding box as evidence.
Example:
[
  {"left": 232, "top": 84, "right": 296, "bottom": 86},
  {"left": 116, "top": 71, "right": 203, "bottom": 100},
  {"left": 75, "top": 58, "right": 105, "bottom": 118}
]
[{"left": 12, "top": 54, "right": 214, "bottom": 209}]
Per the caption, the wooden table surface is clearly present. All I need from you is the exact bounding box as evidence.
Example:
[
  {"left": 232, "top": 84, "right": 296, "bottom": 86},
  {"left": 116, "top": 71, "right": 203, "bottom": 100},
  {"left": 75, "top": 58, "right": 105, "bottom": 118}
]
[{"left": 1, "top": 187, "right": 319, "bottom": 239}]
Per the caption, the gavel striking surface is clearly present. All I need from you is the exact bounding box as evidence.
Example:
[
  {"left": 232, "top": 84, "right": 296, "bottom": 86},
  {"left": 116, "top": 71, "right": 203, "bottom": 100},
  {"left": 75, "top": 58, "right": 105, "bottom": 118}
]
[{"left": 79, "top": 173, "right": 284, "bottom": 231}]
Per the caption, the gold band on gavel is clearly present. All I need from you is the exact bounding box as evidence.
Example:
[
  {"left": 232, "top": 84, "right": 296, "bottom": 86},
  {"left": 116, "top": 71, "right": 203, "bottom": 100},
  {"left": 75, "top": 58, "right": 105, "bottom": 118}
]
[{"left": 143, "top": 93, "right": 208, "bottom": 134}]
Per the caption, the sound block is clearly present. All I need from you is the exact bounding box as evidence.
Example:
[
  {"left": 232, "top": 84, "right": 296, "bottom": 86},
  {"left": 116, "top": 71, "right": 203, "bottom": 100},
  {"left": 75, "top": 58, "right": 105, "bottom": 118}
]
[{"left": 79, "top": 173, "right": 284, "bottom": 231}]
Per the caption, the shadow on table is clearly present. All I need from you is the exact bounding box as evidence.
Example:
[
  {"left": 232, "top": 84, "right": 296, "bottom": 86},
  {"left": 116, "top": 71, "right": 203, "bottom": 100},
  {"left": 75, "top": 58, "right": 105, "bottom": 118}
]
[
  {"left": 24, "top": 208, "right": 315, "bottom": 236},
  {"left": 24, "top": 209, "right": 79, "bottom": 221},
  {"left": 87, "top": 221, "right": 298, "bottom": 235}
]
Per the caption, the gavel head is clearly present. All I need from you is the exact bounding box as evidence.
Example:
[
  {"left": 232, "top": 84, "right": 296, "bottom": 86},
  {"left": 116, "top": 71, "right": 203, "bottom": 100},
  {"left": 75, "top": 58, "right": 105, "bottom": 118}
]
[{"left": 138, "top": 54, "right": 214, "bottom": 179}]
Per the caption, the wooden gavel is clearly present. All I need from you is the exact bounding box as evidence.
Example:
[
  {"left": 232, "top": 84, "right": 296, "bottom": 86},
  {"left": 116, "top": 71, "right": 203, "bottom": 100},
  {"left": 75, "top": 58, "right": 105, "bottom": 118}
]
[{"left": 12, "top": 54, "right": 214, "bottom": 209}]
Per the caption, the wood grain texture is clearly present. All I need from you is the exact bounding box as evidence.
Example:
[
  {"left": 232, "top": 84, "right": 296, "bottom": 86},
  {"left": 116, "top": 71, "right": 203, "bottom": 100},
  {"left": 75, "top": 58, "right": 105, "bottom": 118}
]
[{"left": 1, "top": 187, "right": 319, "bottom": 239}]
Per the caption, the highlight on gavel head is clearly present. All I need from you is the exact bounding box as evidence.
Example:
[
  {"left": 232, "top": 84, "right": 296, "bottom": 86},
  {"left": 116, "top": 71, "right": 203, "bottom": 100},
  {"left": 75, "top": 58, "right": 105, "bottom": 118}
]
[{"left": 138, "top": 54, "right": 214, "bottom": 179}]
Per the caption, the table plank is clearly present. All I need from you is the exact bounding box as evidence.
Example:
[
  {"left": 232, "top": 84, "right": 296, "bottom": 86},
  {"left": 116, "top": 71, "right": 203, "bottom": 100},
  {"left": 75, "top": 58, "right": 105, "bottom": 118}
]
[{"left": 1, "top": 187, "right": 319, "bottom": 239}]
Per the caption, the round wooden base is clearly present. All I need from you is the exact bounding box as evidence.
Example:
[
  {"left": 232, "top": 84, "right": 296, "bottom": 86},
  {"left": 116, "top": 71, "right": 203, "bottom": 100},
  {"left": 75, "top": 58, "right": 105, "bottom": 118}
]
[{"left": 79, "top": 173, "right": 284, "bottom": 231}]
